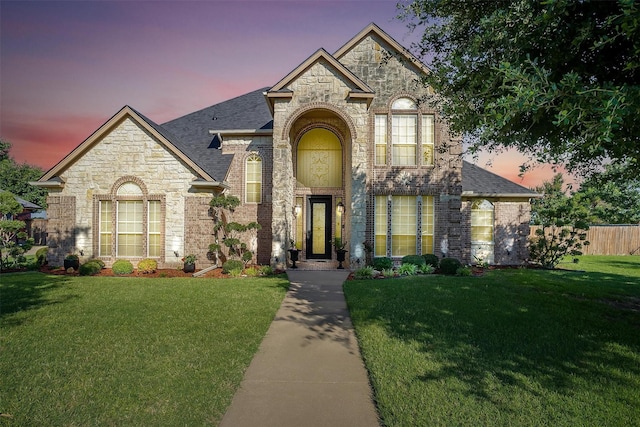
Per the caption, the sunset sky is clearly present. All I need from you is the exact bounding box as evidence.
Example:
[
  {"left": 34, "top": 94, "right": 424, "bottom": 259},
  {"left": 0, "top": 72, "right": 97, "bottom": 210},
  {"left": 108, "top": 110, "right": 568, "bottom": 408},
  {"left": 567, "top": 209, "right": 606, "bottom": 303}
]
[{"left": 1, "top": 0, "right": 561, "bottom": 189}]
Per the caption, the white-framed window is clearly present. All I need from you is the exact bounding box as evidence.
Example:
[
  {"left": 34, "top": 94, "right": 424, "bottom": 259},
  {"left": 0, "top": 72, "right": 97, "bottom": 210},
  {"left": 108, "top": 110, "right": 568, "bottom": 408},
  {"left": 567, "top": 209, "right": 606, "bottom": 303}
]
[
  {"left": 471, "top": 199, "right": 494, "bottom": 243},
  {"left": 245, "top": 154, "right": 262, "bottom": 203},
  {"left": 96, "top": 180, "right": 163, "bottom": 259},
  {"left": 374, "top": 97, "right": 436, "bottom": 167},
  {"left": 374, "top": 195, "right": 435, "bottom": 258}
]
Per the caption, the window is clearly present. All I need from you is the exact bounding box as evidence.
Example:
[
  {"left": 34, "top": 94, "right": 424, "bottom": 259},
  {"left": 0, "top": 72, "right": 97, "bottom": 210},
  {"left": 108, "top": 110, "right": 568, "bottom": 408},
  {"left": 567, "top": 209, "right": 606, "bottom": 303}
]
[
  {"left": 391, "top": 196, "right": 417, "bottom": 256},
  {"left": 374, "top": 115, "right": 387, "bottom": 166},
  {"left": 297, "top": 128, "right": 343, "bottom": 188},
  {"left": 421, "top": 196, "right": 434, "bottom": 254},
  {"left": 374, "top": 196, "right": 388, "bottom": 257},
  {"left": 96, "top": 180, "right": 163, "bottom": 259},
  {"left": 471, "top": 199, "right": 494, "bottom": 242},
  {"left": 246, "top": 154, "right": 262, "bottom": 203},
  {"left": 374, "top": 195, "right": 435, "bottom": 258},
  {"left": 375, "top": 97, "right": 435, "bottom": 167}
]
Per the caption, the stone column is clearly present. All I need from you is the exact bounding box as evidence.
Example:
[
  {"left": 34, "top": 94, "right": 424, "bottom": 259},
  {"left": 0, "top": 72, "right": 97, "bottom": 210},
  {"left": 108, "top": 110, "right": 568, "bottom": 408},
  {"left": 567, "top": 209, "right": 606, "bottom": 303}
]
[{"left": 271, "top": 139, "right": 294, "bottom": 269}]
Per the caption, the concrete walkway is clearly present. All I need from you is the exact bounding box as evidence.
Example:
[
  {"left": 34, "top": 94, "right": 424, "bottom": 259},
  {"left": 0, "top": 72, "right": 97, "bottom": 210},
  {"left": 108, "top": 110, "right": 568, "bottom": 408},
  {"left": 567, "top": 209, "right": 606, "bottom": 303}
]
[{"left": 219, "top": 270, "right": 380, "bottom": 427}]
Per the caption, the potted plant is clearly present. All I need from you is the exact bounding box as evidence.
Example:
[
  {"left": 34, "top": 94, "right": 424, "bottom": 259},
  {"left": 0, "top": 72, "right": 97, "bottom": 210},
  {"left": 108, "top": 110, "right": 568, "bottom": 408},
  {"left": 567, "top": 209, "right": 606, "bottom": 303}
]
[
  {"left": 333, "top": 237, "right": 348, "bottom": 269},
  {"left": 64, "top": 254, "right": 80, "bottom": 271},
  {"left": 288, "top": 240, "right": 299, "bottom": 269},
  {"left": 182, "top": 254, "right": 197, "bottom": 273}
]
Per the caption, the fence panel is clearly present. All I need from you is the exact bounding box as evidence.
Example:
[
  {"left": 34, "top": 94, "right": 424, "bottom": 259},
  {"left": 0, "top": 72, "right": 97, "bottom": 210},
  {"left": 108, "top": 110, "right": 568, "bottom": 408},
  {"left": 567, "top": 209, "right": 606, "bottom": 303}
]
[{"left": 529, "top": 225, "right": 640, "bottom": 256}]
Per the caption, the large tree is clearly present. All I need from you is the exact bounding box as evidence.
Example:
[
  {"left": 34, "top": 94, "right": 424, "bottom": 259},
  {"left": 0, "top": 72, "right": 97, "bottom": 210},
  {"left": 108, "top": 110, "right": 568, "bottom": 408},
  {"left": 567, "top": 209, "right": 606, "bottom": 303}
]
[
  {"left": 400, "top": 0, "right": 640, "bottom": 177},
  {"left": 0, "top": 140, "right": 47, "bottom": 208}
]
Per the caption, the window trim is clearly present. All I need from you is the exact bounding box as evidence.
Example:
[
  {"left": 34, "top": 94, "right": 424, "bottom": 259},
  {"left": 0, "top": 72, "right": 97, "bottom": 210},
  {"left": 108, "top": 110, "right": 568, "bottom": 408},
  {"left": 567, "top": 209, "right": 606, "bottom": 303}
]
[{"left": 245, "top": 153, "right": 263, "bottom": 204}]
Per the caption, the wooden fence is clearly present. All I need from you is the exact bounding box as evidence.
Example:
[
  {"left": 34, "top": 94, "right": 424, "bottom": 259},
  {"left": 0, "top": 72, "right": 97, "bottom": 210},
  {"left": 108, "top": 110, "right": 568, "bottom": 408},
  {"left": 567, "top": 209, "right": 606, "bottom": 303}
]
[{"left": 530, "top": 225, "right": 640, "bottom": 255}]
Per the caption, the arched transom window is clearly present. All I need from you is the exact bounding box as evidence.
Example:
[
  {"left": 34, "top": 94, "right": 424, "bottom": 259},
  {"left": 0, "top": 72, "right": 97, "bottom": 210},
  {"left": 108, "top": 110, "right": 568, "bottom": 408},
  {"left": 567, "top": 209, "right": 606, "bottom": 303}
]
[
  {"left": 296, "top": 128, "right": 343, "bottom": 188},
  {"left": 374, "top": 97, "right": 435, "bottom": 167}
]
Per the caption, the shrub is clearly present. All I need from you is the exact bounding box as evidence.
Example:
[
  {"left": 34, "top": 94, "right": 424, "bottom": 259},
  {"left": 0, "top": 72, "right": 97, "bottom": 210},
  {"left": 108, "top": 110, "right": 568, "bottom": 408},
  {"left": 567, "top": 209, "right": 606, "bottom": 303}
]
[
  {"left": 372, "top": 257, "right": 393, "bottom": 270},
  {"left": 79, "top": 261, "right": 102, "bottom": 276},
  {"left": 222, "top": 259, "right": 244, "bottom": 274},
  {"left": 259, "top": 265, "right": 274, "bottom": 276},
  {"left": 244, "top": 266, "right": 259, "bottom": 277},
  {"left": 422, "top": 254, "right": 439, "bottom": 268},
  {"left": 35, "top": 247, "right": 48, "bottom": 267},
  {"left": 398, "top": 263, "right": 418, "bottom": 276},
  {"left": 229, "top": 268, "right": 243, "bottom": 277},
  {"left": 419, "top": 264, "right": 435, "bottom": 274},
  {"left": 112, "top": 259, "right": 134, "bottom": 275},
  {"left": 382, "top": 268, "right": 396, "bottom": 278},
  {"left": 354, "top": 266, "right": 375, "bottom": 279},
  {"left": 456, "top": 266, "right": 472, "bottom": 276},
  {"left": 439, "top": 257, "right": 462, "bottom": 275},
  {"left": 137, "top": 258, "right": 157, "bottom": 274},
  {"left": 401, "top": 255, "right": 426, "bottom": 266},
  {"left": 86, "top": 258, "right": 106, "bottom": 269}
]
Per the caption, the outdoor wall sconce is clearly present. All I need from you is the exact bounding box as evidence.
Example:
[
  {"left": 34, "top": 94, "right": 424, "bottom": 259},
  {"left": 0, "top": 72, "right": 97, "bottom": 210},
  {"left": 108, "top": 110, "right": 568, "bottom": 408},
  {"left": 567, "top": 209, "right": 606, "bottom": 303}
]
[
  {"left": 294, "top": 204, "right": 302, "bottom": 217},
  {"left": 174, "top": 250, "right": 179, "bottom": 258},
  {"left": 336, "top": 201, "right": 345, "bottom": 216}
]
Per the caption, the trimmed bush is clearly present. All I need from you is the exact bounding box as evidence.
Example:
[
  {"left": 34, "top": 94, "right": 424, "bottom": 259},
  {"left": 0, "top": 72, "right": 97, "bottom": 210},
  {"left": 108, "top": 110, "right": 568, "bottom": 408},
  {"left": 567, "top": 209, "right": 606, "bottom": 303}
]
[
  {"left": 137, "top": 258, "right": 157, "bottom": 274},
  {"left": 439, "top": 257, "right": 462, "bottom": 275},
  {"left": 35, "top": 247, "right": 48, "bottom": 267},
  {"left": 112, "top": 259, "right": 134, "bottom": 275},
  {"left": 422, "top": 254, "right": 439, "bottom": 268},
  {"left": 456, "top": 266, "right": 472, "bottom": 276},
  {"left": 398, "top": 263, "right": 418, "bottom": 276},
  {"left": 229, "top": 268, "right": 243, "bottom": 277},
  {"left": 401, "top": 255, "right": 426, "bottom": 266},
  {"left": 87, "top": 258, "right": 105, "bottom": 269},
  {"left": 382, "top": 268, "right": 396, "bottom": 278},
  {"left": 354, "top": 266, "right": 375, "bottom": 279},
  {"left": 259, "top": 265, "right": 274, "bottom": 276},
  {"left": 222, "top": 259, "right": 244, "bottom": 274},
  {"left": 79, "top": 261, "right": 102, "bottom": 276},
  {"left": 244, "top": 266, "right": 259, "bottom": 277},
  {"left": 372, "top": 257, "right": 393, "bottom": 270},
  {"left": 419, "top": 264, "right": 435, "bottom": 274}
]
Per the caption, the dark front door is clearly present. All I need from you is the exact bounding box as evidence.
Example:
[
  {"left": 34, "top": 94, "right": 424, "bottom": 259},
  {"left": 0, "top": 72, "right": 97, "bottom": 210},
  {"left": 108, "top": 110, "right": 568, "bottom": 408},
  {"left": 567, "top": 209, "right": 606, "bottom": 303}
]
[{"left": 307, "top": 196, "right": 332, "bottom": 259}]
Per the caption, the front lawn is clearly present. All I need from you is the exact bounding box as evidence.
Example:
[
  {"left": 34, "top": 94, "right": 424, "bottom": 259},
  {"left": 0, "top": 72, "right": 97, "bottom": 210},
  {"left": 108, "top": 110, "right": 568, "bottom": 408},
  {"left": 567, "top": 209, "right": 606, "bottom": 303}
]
[
  {"left": 345, "top": 256, "right": 640, "bottom": 426},
  {"left": 0, "top": 272, "right": 288, "bottom": 425}
]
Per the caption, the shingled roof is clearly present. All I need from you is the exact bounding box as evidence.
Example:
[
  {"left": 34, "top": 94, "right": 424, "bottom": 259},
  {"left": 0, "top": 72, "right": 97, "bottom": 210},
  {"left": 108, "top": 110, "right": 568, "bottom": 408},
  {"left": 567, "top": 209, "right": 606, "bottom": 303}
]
[
  {"left": 162, "top": 88, "right": 273, "bottom": 182},
  {"left": 461, "top": 161, "right": 539, "bottom": 198}
]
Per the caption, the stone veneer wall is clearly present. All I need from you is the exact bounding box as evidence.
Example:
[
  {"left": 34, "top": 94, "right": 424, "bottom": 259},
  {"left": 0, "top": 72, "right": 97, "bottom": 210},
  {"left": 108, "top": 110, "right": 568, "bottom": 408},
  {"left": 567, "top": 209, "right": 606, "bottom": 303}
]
[
  {"left": 339, "top": 33, "right": 464, "bottom": 261},
  {"left": 45, "top": 196, "right": 76, "bottom": 266},
  {"left": 47, "top": 117, "right": 212, "bottom": 267}
]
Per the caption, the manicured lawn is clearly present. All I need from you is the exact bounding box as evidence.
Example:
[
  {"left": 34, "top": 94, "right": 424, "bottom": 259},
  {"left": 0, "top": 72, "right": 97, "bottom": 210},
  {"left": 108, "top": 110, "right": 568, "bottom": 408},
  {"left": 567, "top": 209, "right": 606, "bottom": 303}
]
[
  {"left": 345, "top": 256, "right": 640, "bottom": 426},
  {"left": 0, "top": 272, "right": 288, "bottom": 425}
]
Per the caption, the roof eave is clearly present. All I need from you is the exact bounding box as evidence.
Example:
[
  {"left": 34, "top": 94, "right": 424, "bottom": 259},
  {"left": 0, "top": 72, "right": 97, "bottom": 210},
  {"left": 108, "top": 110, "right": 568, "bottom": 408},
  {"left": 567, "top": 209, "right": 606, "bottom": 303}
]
[
  {"left": 189, "top": 180, "right": 229, "bottom": 191},
  {"left": 462, "top": 191, "right": 542, "bottom": 199},
  {"left": 29, "top": 180, "right": 65, "bottom": 189}
]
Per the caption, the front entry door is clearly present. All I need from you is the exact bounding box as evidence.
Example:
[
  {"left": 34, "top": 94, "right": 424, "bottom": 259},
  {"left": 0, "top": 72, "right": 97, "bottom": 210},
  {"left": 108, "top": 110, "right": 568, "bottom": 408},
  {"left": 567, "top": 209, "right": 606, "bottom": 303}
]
[{"left": 307, "top": 196, "right": 332, "bottom": 259}]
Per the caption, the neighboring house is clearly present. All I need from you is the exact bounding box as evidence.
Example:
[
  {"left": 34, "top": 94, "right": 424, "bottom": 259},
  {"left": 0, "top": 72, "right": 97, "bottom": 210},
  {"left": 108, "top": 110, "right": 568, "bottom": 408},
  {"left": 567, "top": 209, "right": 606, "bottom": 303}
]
[{"left": 34, "top": 23, "right": 538, "bottom": 269}]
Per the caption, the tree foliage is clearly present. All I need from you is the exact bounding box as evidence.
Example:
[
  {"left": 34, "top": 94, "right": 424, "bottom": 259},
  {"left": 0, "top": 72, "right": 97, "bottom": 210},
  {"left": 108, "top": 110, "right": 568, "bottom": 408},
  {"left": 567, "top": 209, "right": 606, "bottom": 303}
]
[
  {"left": 0, "top": 140, "right": 47, "bottom": 208},
  {"left": 401, "top": 0, "right": 640, "bottom": 177},
  {"left": 0, "top": 191, "right": 34, "bottom": 271},
  {"left": 573, "top": 162, "right": 640, "bottom": 224},
  {"left": 529, "top": 174, "right": 590, "bottom": 268}
]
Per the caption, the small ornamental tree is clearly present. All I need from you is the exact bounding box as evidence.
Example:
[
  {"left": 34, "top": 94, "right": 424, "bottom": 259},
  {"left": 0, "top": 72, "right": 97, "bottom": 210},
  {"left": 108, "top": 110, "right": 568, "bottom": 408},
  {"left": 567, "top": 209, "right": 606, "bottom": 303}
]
[
  {"left": 529, "top": 174, "right": 590, "bottom": 269},
  {"left": 0, "top": 191, "right": 34, "bottom": 271},
  {"left": 208, "top": 194, "right": 261, "bottom": 266}
]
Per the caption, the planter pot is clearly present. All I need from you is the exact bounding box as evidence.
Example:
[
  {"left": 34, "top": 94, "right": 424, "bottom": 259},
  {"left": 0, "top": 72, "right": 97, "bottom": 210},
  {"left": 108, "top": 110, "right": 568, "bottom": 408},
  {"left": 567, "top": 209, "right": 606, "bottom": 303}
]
[
  {"left": 288, "top": 249, "right": 299, "bottom": 269},
  {"left": 183, "top": 263, "right": 195, "bottom": 273},
  {"left": 336, "top": 250, "right": 347, "bottom": 269},
  {"left": 64, "top": 259, "right": 79, "bottom": 271}
]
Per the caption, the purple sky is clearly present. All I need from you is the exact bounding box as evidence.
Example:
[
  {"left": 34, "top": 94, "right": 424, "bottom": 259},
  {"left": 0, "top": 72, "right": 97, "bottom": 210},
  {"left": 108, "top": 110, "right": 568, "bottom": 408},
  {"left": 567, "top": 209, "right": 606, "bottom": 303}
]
[{"left": 1, "top": 0, "right": 558, "bottom": 188}]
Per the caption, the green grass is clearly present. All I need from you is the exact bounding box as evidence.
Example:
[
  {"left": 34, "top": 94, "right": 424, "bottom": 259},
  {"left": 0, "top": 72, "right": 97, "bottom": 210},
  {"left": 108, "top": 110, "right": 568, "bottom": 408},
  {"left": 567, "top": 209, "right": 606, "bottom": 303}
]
[
  {"left": 1, "top": 272, "right": 288, "bottom": 425},
  {"left": 345, "top": 255, "right": 640, "bottom": 426}
]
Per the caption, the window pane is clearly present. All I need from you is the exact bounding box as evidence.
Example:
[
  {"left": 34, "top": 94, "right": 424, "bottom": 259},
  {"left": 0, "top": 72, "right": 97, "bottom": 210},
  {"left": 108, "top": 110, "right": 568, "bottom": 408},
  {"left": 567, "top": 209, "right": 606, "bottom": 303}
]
[
  {"left": 392, "top": 115, "right": 417, "bottom": 166},
  {"left": 117, "top": 201, "right": 143, "bottom": 257},
  {"left": 297, "top": 128, "right": 342, "bottom": 188},
  {"left": 421, "top": 196, "right": 434, "bottom": 254},
  {"left": 99, "top": 201, "right": 112, "bottom": 256},
  {"left": 375, "top": 196, "right": 387, "bottom": 257},
  {"left": 375, "top": 115, "right": 387, "bottom": 166},
  {"left": 392, "top": 97, "right": 417, "bottom": 109},
  {"left": 148, "top": 200, "right": 161, "bottom": 257},
  {"left": 392, "top": 196, "right": 417, "bottom": 256},
  {"left": 246, "top": 155, "right": 262, "bottom": 203},
  {"left": 422, "top": 115, "right": 434, "bottom": 166},
  {"left": 471, "top": 200, "right": 494, "bottom": 243}
]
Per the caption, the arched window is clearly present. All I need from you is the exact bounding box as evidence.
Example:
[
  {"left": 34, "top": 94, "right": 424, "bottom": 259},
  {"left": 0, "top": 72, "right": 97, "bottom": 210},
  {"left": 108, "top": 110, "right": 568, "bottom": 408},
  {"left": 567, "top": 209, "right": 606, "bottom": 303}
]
[
  {"left": 471, "top": 199, "right": 494, "bottom": 243},
  {"left": 296, "top": 128, "right": 342, "bottom": 188},
  {"left": 374, "top": 97, "right": 435, "bottom": 167},
  {"left": 246, "top": 154, "right": 262, "bottom": 203},
  {"left": 96, "top": 178, "right": 163, "bottom": 259}
]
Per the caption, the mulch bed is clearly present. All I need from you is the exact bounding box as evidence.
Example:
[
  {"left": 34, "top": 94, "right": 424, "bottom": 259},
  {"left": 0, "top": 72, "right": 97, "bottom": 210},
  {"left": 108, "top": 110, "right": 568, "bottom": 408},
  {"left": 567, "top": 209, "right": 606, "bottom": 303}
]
[{"left": 39, "top": 266, "right": 233, "bottom": 279}]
